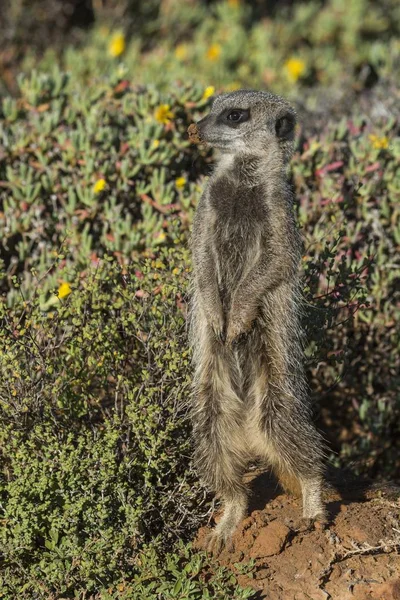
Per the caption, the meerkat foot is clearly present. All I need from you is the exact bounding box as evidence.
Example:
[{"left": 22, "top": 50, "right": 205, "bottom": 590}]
[
  {"left": 206, "top": 496, "right": 246, "bottom": 556},
  {"left": 299, "top": 515, "right": 328, "bottom": 533},
  {"left": 286, "top": 514, "right": 327, "bottom": 534},
  {"left": 286, "top": 516, "right": 314, "bottom": 533},
  {"left": 205, "top": 527, "right": 234, "bottom": 556}
]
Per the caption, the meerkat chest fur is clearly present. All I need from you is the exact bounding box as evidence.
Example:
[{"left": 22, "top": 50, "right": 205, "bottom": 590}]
[{"left": 205, "top": 154, "right": 292, "bottom": 304}]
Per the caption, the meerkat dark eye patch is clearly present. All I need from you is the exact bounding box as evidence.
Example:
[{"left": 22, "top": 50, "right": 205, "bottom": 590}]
[
  {"left": 226, "top": 109, "right": 249, "bottom": 123},
  {"left": 275, "top": 113, "right": 296, "bottom": 139},
  {"left": 217, "top": 108, "right": 250, "bottom": 126}
]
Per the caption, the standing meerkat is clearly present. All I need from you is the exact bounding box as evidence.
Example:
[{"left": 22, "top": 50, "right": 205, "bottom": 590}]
[{"left": 188, "top": 89, "right": 326, "bottom": 553}]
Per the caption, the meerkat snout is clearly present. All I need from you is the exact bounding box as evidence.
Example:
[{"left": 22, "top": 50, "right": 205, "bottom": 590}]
[{"left": 195, "top": 89, "right": 297, "bottom": 159}]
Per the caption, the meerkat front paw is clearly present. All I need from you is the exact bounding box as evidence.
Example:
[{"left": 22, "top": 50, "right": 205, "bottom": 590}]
[
  {"left": 211, "top": 322, "right": 226, "bottom": 344},
  {"left": 226, "top": 310, "right": 255, "bottom": 345},
  {"left": 207, "top": 308, "right": 226, "bottom": 343}
]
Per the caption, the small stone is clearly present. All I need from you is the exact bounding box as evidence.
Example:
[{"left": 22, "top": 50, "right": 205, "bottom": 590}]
[
  {"left": 250, "top": 521, "right": 290, "bottom": 558},
  {"left": 241, "top": 516, "right": 254, "bottom": 531}
]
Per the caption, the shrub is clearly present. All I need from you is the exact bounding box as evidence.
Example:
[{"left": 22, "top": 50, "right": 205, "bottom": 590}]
[{"left": 0, "top": 252, "right": 254, "bottom": 599}]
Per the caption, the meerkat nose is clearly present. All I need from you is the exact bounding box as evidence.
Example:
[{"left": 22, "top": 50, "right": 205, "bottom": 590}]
[{"left": 187, "top": 123, "right": 202, "bottom": 144}]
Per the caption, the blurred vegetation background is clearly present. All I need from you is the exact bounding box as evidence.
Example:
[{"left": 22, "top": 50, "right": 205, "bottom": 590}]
[
  {"left": 1, "top": 0, "right": 400, "bottom": 96},
  {"left": 0, "top": 0, "right": 399, "bottom": 598}
]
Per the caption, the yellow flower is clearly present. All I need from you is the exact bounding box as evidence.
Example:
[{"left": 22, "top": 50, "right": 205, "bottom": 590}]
[
  {"left": 175, "top": 44, "right": 188, "bottom": 60},
  {"left": 109, "top": 33, "right": 126, "bottom": 58},
  {"left": 152, "top": 139, "right": 160, "bottom": 149},
  {"left": 206, "top": 44, "right": 222, "bottom": 62},
  {"left": 368, "top": 134, "right": 389, "bottom": 150},
  {"left": 227, "top": 0, "right": 240, "bottom": 6},
  {"left": 202, "top": 86, "right": 215, "bottom": 101},
  {"left": 93, "top": 179, "right": 106, "bottom": 194},
  {"left": 285, "top": 58, "right": 306, "bottom": 82},
  {"left": 154, "top": 104, "right": 174, "bottom": 124},
  {"left": 58, "top": 282, "right": 72, "bottom": 299},
  {"left": 175, "top": 177, "right": 186, "bottom": 189}
]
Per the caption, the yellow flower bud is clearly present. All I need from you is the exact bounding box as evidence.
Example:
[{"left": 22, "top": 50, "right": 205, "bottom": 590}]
[
  {"left": 284, "top": 58, "right": 306, "bottom": 82},
  {"left": 93, "top": 179, "right": 106, "bottom": 194},
  {"left": 206, "top": 44, "right": 222, "bottom": 62},
  {"left": 58, "top": 282, "right": 72, "bottom": 299},
  {"left": 109, "top": 33, "right": 126, "bottom": 58}
]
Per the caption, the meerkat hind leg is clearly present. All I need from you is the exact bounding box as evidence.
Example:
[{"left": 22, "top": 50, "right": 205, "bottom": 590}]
[
  {"left": 275, "top": 467, "right": 325, "bottom": 521},
  {"left": 246, "top": 365, "right": 326, "bottom": 524},
  {"left": 248, "top": 317, "right": 326, "bottom": 525},
  {"left": 300, "top": 477, "right": 326, "bottom": 521},
  {"left": 272, "top": 447, "right": 326, "bottom": 526},
  {"left": 193, "top": 346, "right": 249, "bottom": 555},
  {"left": 268, "top": 458, "right": 326, "bottom": 532}
]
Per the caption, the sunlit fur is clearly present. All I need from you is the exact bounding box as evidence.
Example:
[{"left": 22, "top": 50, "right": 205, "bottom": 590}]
[{"left": 188, "top": 90, "right": 326, "bottom": 552}]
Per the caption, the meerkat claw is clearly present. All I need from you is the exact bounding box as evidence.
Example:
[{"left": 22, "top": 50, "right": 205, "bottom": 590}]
[
  {"left": 205, "top": 531, "right": 223, "bottom": 556},
  {"left": 205, "top": 529, "right": 234, "bottom": 556},
  {"left": 214, "top": 328, "right": 226, "bottom": 344},
  {"left": 219, "top": 332, "right": 227, "bottom": 345}
]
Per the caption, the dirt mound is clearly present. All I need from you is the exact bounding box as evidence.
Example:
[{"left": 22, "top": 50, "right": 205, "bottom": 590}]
[{"left": 194, "top": 470, "right": 400, "bottom": 599}]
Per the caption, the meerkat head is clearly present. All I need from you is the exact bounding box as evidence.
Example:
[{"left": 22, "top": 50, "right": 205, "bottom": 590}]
[{"left": 196, "top": 89, "right": 297, "bottom": 163}]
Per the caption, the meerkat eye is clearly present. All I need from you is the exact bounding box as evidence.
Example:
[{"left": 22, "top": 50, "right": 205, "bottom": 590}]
[
  {"left": 226, "top": 109, "right": 249, "bottom": 123},
  {"left": 275, "top": 114, "right": 296, "bottom": 139}
]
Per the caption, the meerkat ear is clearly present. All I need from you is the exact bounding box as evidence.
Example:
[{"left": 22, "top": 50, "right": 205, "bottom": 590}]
[{"left": 275, "top": 113, "right": 296, "bottom": 139}]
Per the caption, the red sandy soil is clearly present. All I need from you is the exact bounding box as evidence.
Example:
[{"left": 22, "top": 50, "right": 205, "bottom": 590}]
[{"left": 195, "top": 470, "right": 400, "bottom": 600}]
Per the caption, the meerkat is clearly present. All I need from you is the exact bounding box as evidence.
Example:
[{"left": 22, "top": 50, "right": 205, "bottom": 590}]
[{"left": 188, "top": 89, "right": 326, "bottom": 554}]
